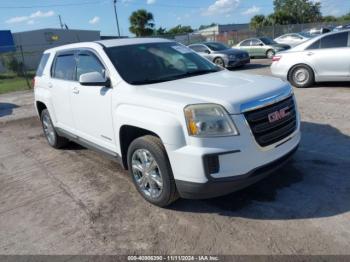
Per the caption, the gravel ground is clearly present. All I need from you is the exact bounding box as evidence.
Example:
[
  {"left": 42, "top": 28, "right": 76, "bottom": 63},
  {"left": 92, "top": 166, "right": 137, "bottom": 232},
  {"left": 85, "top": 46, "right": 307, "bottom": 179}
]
[{"left": 0, "top": 59, "right": 349, "bottom": 255}]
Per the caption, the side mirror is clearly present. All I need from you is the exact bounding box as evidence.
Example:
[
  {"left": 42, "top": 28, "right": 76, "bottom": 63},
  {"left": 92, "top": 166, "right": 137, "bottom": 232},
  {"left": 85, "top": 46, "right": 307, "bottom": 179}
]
[
  {"left": 79, "top": 72, "right": 110, "bottom": 87},
  {"left": 259, "top": 43, "right": 264, "bottom": 46},
  {"left": 204, "top": 50, "right": 210, "bottom": 54}
]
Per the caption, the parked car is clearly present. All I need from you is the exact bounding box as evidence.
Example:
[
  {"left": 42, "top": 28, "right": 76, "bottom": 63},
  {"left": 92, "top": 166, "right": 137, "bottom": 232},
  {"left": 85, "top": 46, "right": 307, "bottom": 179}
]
[
  {"left": 188, "top": 42, "right": 250, "bottom": 68},
  {"left": 34, "top": 38, "right": 300, "bottom": 207},
  {"left": 303, "top": 27, "right": 332, "bottom": 36},
  {"left": 274, "top": 32, "right": 312, "bottom": 47},
  {"left": 271, "top": 30, "right": 350, "bottom": 88},
  {"left": 235, "top": 37, "right": 290, "bottom": 58},
  {"left": 333, "top": 24, "right": 350, "bottom": 32}
]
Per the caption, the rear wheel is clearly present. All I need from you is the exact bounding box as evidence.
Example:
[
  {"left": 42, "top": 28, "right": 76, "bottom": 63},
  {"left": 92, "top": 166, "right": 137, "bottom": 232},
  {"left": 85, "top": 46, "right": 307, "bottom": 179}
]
[
  {"left": 266, "top": 49, "right": 275, "bottom": 59},
  {"left": 41, "top": 109, "right": 68, "bottom": 148},
  {"left": 127, "top": 135, "right": 179, "bottom": 207},
  {"left": 213, "top": 57, "right": 225, "bottom": 68},
  {"left": 289, "top": 65, "right": 314, "bottom": 88}
]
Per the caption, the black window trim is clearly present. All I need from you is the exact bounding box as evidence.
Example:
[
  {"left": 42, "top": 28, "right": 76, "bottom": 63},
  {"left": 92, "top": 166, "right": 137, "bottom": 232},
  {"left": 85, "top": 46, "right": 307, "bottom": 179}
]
[
  {"left": 306, "top": 32, "right": 350, "bottom": 50},
  {"left": 50, "top": 48, "right": 109, "bottom": 83}
]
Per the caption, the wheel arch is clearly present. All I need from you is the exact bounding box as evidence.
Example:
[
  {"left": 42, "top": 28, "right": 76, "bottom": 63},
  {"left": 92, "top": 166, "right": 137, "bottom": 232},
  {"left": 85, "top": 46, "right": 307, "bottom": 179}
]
[
  {"left": 36, "top": 101, "right": 47, "bottom": 117},
  {"left": 119, "top": 125, "right": 160, "bottom": 169}
]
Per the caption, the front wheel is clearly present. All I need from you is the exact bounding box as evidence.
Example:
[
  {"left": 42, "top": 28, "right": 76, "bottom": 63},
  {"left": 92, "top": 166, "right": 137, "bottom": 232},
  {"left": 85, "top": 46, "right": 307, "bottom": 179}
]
[
  {"left": 288, "top": 65, "right": 314, "bottom": 88},
  {"left": 213, "top": 57, "right": 225, "bottom": 68},
  {"left": 127, "top": 135, "right": 179, "bottom": 207}
]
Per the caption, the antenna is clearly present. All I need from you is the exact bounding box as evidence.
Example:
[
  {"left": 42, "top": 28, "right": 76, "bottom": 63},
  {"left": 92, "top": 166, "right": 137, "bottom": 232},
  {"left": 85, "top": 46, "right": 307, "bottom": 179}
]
[
  {"left": 113, "top": 0, "right": 121, "bottom": 37},
  {"left": 58, "top": 15, "right": 64, "bottom": 29}
]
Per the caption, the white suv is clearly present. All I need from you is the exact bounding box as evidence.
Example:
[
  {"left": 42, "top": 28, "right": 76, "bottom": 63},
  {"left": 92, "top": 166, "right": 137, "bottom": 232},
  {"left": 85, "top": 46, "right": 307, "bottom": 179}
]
[{"left": 34, "top": 38, "right": 301, "bottom": 207}]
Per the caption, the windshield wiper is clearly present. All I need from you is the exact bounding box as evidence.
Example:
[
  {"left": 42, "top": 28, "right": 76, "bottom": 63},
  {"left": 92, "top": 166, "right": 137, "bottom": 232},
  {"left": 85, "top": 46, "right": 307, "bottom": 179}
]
[{"left": 129, "top": 69, "right": 220, "bottom": 85}]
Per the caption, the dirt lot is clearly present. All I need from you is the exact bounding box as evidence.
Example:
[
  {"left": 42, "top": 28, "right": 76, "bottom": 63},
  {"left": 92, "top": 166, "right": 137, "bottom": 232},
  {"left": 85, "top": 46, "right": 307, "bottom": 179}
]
[{"left": 0, "top": 59, "right": 350, "bottom": 255}]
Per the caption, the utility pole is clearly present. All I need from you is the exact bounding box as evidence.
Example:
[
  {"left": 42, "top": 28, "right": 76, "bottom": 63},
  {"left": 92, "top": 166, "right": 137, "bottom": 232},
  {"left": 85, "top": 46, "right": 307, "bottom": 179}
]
[
  {"left": 113, "top": 0, "right": 121, "bottom": 37},
  {"left": 58, "top": 15, "right": 64, "bottom": 29}
]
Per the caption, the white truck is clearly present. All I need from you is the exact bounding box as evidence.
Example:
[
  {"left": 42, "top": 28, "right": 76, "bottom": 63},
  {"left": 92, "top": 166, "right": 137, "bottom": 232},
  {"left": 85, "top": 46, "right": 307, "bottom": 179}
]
[{"left": 34, "top": 38, "right": 301, "bottom": 207}]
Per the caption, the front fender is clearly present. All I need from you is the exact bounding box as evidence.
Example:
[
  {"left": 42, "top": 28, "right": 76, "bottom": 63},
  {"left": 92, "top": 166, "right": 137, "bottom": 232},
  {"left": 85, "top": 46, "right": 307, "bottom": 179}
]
[{"left": 114, "top": 104, "right": 186, "bottom": 154}]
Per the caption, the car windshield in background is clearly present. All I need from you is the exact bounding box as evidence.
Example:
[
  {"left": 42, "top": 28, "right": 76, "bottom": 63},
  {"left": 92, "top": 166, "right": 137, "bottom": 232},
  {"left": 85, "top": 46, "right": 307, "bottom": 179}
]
[
  {"left": 204, "top": 42, "right": 230, "bottom": 51},
  {"left": 260, "top": 37, "right": 277, "bottom": 45},
  {"left": 299, "top": 32, "right": 312, "bottom": 38},
  {"left": 106, "top": 42, "right": 221, "bottom": 85}
]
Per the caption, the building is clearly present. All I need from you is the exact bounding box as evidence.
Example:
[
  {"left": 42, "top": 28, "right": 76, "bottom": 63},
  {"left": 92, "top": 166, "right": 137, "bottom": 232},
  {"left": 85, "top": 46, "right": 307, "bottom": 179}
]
[
  {"left": 197, "top": 23, "right": 250, "bottom": 41},
  {"left": 9, "top": 28, "right": 100, "bottom": 70}
]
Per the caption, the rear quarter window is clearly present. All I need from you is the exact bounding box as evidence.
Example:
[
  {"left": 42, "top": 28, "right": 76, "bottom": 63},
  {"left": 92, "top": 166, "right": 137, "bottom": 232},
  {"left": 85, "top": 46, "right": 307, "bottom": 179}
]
[{"left": 36, "top": 53, "right": 50, "bottom": 76}]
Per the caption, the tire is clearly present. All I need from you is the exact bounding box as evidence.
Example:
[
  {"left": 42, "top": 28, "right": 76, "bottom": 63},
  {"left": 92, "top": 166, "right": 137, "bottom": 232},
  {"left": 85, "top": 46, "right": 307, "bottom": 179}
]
[
  {"left": 40, "top": 109, "right": 69, "bottom": 149},
  {"left": 266, "top": 49, "right": 275, "bottom": 59},
  {"left": 127, "top": 135, "right": 179, "bottom": 207},
  {"left": 213, "top": 57, "right": 225, "bottom": 68},
  {"left": 288, "top": 65, "right": 314, "bottom": 88}
]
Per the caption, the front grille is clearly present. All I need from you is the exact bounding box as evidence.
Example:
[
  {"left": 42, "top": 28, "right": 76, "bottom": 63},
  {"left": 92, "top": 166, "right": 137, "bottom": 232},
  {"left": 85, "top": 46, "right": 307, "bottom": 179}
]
[{"left": 244, "top": 96, "right": 297, "bottom": 147}]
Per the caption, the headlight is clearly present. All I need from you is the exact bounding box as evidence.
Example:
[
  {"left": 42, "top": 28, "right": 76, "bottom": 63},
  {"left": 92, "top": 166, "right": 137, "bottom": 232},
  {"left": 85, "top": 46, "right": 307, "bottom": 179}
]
[{"left": 184, "top": 104, "right": 239, "bottom": 137}]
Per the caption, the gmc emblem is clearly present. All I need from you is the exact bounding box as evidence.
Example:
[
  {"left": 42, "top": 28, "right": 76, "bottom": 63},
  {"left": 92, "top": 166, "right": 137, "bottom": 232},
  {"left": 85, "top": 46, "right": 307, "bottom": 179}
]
[{"left": 268, "top": 107, "right": 290, "bottom": 123}]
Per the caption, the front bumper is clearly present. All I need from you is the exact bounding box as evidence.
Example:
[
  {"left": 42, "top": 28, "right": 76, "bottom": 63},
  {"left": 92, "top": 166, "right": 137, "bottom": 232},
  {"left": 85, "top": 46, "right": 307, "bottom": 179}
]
[
  {"left": 175, "top": 144, "right": 298, "bottom": 199},
  {"left": 227, "top": 58, "right": 250, "bottom": 68}
]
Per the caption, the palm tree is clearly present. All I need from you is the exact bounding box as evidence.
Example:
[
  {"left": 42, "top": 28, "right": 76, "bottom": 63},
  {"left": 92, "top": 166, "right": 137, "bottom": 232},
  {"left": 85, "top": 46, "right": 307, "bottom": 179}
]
[{"left": 129, "top": 9, "right": 155, "bottom": 37}]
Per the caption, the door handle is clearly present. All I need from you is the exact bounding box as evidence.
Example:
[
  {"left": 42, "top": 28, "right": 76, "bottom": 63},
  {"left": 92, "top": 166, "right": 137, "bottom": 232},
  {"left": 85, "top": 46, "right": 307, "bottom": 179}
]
[
  {"left": 307, "top": 52, "right": 314, "bottom": 56},
  {"left": 73, "top": 87, "right": 80, "bottom": 94},
  {"left": 48, "top": 83, "right": 53, "bottom": 88}
]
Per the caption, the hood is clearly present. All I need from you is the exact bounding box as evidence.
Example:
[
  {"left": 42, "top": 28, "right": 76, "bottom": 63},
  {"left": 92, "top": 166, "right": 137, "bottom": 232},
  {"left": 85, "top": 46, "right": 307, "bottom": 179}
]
[
  {"left": 212, "top": 48, "right": 247, "bottom": 55},
  {"left": 272, "top": 43, "right": 291, "bottom": 49},
  {"left": 145, "top": 70, "right": 292, "bottom": 114}
]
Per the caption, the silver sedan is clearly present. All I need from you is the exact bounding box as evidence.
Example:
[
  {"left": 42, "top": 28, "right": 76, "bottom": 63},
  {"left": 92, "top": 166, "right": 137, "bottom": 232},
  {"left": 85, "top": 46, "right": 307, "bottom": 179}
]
[
  {"left": 188, "top": 42, "right": 250, "bottom": 68},
  {"left": 271, "top": 30, "right": 350, "bottom": 88}
]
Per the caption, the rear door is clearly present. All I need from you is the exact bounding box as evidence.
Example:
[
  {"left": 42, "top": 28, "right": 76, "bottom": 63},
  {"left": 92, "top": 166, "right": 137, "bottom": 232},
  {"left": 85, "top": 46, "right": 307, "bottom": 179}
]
[
  {"left": 50, "top": 51, "right": 77, "bottom": 133},
  {"left": 70, "top": 50, "right": 116, "bottom": 151},
  {"left": 306, "top": 31, "right": 350, "bottom": 80},
  {"left": 250, "top": 39, "right": 265, "bottom": 56}
]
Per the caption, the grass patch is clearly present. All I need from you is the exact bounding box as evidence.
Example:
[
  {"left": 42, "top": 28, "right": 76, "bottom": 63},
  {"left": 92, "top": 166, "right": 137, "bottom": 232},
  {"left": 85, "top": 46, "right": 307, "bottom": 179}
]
[{"left": 0, "top": 73, "right": 34, "bottom": 95}]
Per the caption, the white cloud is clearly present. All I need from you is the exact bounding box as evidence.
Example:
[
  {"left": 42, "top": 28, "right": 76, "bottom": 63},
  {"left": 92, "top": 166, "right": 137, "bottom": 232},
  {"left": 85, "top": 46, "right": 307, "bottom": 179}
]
[
  {"left": 89, "top": 16, "right": 100, "bottom": 25},
  {"left": 202, "top": 0, "right": 240, "bottom": 16},
  {"left": 242, "top": 5, "right": 260, "bottom": 15},
  {"left": 30, "top": 10, "right": 55, "bottom": 19},
  {"left": 147, "top": 0, "right": 156, "bottom": 4},
  {"left": 5, "top": 10, "right": 55, "bottom": 24}
]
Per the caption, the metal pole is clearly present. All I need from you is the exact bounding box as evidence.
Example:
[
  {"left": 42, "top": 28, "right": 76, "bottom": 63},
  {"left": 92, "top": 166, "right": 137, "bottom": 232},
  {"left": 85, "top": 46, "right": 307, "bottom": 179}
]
[
  {"left": 113, "top": 0, "right": 121, "bottom": 37},
  {"left": 18, "top": 45, "right": 31, "bottom": 89}
]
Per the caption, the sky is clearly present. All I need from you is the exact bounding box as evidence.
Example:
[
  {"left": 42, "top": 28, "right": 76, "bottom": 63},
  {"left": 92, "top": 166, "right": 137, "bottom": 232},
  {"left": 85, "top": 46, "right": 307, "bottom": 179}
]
[{"left": 0, "top": 0, "right": 350, "bottom": 36}]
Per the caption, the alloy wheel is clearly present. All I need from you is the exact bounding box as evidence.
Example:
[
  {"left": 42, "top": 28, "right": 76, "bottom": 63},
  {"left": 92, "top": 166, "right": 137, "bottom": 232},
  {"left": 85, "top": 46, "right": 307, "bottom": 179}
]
[{"left": 131, "top": 149, "right": 163, "bottom": 199}]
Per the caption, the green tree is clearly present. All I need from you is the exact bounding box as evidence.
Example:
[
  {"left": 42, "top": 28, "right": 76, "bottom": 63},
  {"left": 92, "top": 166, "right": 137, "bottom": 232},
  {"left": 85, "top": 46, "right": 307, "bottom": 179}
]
[
  {"left": 322, "top": 15, "right": 337, "bottom": 22},
  {"left": 155, "top": 27, "right": 167, "bottom": 35},
  {"left": 198, "top": 23, "right": 217, "bottom": 30},
  {"left": 167, "top": 25, "right": 193, "bottom": 35},
  {"left": 273, "top": 0, "right": 322, "bottom": 24},
  {"left": 129, "top": 9, "right": 154, "bottom": 36},
  {"left": 250, "top": 15, "right": 271, "bottom": 30}
]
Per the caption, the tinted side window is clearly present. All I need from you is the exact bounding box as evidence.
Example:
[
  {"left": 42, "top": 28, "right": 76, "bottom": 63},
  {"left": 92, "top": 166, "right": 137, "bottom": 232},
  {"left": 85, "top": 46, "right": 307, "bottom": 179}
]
[
  {"left": 320, "top": 32, "right": 348, "bottom": 48},
  {"left": 240, "top": 40, "right": 250, "bottom": 46},
  {"left": 36, "top": 53, "right": 50, "bottom": 76},
  {"left": 191, "top": 45, "right": 208, "bottom": 53},
  {"left": 53, "top": 54, "right": 76, "bottom": 80},
  {"left": 307, "top": 40, "right": 321, "bottom": 50},
  {"left": 251, "top": 39, "right": 262, "bottom": 46},
  {"left": 76, "top": 53, "right": 105, "bottom": 80}
]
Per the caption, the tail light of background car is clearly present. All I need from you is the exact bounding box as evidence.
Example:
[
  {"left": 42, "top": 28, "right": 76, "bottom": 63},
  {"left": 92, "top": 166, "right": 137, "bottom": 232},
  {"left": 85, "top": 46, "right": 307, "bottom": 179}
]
[{"left": 272, "top": 56, "right": 282, "bottom": 62}]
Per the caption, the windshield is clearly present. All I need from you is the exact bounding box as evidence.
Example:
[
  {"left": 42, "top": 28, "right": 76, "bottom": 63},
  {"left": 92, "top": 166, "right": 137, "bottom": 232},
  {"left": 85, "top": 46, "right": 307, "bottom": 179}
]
[
  {"left": 106, "top": 42, "right": 221, "bottom": 85},
  {"left": 298, "top": 32, "right": 312, "bottom": 38},
  {"left": 260, "top": 37, "right": 277, "bottom": 45},
  {"left": 204, "top": 42, "right": 230, "bottom": 51}
]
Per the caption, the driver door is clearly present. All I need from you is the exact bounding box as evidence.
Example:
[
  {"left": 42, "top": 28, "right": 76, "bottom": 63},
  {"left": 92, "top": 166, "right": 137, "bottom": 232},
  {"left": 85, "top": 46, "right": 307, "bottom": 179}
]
[{"left": 70, "top": 50, "right": 116, "bottom": 152}]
